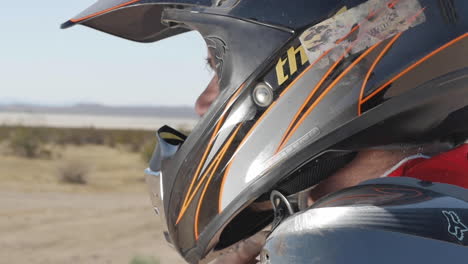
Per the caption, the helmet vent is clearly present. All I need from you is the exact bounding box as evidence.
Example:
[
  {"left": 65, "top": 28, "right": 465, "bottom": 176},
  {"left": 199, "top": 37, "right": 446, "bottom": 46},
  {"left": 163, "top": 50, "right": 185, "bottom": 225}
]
[{"left": 275, "top": 151, "right": 357, "bottom": 195}]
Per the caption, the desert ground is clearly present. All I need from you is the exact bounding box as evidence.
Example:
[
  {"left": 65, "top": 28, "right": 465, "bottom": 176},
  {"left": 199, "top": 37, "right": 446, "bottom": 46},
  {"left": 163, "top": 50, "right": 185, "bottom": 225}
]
[{"left": 0, "top": 143, "right": 186, "bottom": 264}]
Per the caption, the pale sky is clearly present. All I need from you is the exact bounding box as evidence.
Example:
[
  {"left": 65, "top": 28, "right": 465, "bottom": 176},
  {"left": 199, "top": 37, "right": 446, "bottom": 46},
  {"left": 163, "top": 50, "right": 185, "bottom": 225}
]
[{"left": 0, "top": 1, "right": 213, "bottom": 107}]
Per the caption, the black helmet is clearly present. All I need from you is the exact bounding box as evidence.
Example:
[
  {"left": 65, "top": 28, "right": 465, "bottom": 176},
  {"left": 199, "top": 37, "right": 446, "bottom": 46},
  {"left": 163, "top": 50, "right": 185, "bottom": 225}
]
[
  {"left": 63, "top": 0, "right": 468, "bottom": 262},
  {"left": 262, "top": 177, "right": 468, "bottom": 263}
]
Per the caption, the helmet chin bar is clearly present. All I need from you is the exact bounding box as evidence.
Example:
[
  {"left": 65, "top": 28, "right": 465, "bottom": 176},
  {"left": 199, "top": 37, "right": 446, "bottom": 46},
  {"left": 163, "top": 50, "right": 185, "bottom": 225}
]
[
  {"left": 145, "top": 168, "right": 174, "bottom": 245},
  {"left": 146, "top": 126, "right": 187, "bottom": 246}
]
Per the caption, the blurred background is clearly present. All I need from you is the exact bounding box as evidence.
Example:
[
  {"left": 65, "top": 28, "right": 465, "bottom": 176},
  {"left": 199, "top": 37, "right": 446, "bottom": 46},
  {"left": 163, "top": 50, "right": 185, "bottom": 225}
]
[{"left": 1, "top": 1, "right": 212, "bottom": 263}]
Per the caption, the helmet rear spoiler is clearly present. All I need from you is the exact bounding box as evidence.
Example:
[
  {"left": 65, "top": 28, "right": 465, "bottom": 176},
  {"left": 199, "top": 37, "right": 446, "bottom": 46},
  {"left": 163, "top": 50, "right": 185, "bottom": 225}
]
[{"left": 60, "top": 0, "right": 212, "bottom": 43}]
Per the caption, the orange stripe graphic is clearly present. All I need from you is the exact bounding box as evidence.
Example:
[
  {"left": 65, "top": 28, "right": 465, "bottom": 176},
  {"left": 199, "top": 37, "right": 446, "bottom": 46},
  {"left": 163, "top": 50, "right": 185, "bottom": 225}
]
[
  {"left": 335, "top": 25, "right": 361, "bottom": 45},
  {"left": 71, "top": 0, "right": 141, "bottom": 23},
  {"left": 216, "top": 102, "right": 276, "bottom": 213},
  {"left": 276, "top": 42, "right": 358, "bottom": 153},
  {"left": 358, "top": 6, "right": 426, "bottom": 114},
  {"left": 176, "top": 85, "right": 244, "bottom": 224},
  {"left": 277, "top": 41, "right": 384, "bottom": 152},
  {"left": 194, "top": 124, "right": 242, "bottom": 239},
  {"left": 359, "top": 32, "right": 403, "bottom": 115},
  {"left": 361, "top": 33, "right": 468, "bottom": 104}
]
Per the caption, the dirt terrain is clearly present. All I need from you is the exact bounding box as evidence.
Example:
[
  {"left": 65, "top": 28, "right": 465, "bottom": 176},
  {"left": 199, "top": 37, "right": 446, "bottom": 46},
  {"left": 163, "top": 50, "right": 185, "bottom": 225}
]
[
  {"left": 0, "top": 145, "right": 186, "bottom": 264},
  {"left": 1, "top": 191, "right": 185, "bottom": 264}
]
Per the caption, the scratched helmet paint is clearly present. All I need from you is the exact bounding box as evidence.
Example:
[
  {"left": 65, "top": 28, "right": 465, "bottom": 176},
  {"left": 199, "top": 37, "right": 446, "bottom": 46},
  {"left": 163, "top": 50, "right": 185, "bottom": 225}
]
[{"left": 63, "top": 0, "right": 468, "bottom": 263}]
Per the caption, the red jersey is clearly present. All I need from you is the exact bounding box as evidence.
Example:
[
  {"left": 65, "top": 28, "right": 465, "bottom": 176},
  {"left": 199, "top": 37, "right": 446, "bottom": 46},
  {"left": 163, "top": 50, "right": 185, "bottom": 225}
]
[{"left": 385, "top": 144, "right": 468, "bottom": 188}]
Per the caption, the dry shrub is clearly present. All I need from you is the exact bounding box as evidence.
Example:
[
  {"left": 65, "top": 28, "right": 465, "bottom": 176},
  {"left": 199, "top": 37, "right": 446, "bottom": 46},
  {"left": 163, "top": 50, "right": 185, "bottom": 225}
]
[
  {"left": 8, "top": 127, "right": 44, "bottom": 158},
  {"left": 0, "top": 125, "right": 191, "bottom": 161},
  {"left": 57, "top": 160, "right": 90, "bottom": 184},
  {"left": 0, "top": 125, "right": 156, "bottom": 150}
]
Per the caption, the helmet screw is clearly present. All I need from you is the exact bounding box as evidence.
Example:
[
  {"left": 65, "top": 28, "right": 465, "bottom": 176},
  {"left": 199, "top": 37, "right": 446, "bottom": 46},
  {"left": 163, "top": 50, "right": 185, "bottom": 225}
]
[{"left": 253, "top": 83, "right": 274, "bottom": 107}]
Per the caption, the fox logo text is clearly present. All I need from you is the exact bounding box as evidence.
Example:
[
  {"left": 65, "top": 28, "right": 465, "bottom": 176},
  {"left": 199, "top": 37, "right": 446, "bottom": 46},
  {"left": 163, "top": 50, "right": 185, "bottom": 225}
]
[{"left": 442, "top": 210, "right": 468, "bottom": 241}]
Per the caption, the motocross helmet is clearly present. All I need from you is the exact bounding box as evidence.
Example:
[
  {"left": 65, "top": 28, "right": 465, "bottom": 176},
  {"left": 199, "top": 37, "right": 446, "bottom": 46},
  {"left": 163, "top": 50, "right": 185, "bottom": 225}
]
[
  {"left": 62, "top": 0, "right": 468, "bottom": 263},
  {"left": 263, "top": 177, "right": 468, "bottom": 264}
]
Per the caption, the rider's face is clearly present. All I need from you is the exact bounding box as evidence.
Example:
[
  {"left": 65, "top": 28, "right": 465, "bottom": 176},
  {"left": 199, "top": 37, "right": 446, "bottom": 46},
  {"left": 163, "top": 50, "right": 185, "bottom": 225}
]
[{"left": 195, "top": 52, "right": 219, "bottom": 116}]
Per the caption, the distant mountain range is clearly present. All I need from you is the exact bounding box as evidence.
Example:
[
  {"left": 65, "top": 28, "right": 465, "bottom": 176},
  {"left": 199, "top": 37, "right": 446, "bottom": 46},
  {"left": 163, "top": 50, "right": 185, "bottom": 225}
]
[{"left": 0, "top": 103, "right": 198, "bottom": 119}]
